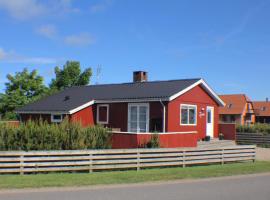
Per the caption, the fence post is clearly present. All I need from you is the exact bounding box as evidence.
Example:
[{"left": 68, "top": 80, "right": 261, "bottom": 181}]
[
  {"left": 253, "top": 146, "right": 256, "bottom": 162},
  {"left": 89, "top": 152, "right": 93, "bottom": 173},
  {"left": 221, "top": 149, "right": 224, "bottom": 165},
  {"left": 182, "top": 150, "right": 186, "bottom": 168},
  {"left": 20, "top": 153, "right": 24, "bottom": 175},
  {"left": 137, "top": 150, "right": 140, "bottom": 171}
]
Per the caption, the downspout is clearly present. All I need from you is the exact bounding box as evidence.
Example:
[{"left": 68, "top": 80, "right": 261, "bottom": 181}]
[{"left": 159, "top": 99, "right": 166, "bottom": 133}]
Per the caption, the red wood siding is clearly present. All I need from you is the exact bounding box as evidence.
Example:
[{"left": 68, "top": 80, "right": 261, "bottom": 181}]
[
  {"left": 112, "top": 133, "right": 197, "bottom": 149},
  {"left": 219, "top": 123, "right": 236, "bottom": 140},
  {"left": 166, "top": 85, "right": 219, "bottom": 140},
  {"left": 70, "top": 106, "right": 94, "bottom": 127}
]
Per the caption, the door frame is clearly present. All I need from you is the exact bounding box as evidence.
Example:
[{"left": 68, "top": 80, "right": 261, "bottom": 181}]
[{"left": 206, "top": 106, "right": 214, "bottom": 138}]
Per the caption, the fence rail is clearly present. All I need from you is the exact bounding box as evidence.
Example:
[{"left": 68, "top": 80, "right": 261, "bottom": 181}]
[
  {"left": 0, "top": 146, "right": 256, "bottom": 175},
  {"left": 236, "top": 133, "right": 270, "bottom": 145}
]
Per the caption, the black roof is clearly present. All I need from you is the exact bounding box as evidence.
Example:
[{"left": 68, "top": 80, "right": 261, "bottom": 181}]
[{"left": 16, "top": 78, "right": 201, "bottom": 113}]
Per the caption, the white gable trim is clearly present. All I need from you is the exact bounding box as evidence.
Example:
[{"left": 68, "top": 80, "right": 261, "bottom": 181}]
[
  {"left": 68, "top": 100, "right": 95, "bottom": 114},
  {"left": 169, "top": 79, "right": 225, "bottom": 106}
]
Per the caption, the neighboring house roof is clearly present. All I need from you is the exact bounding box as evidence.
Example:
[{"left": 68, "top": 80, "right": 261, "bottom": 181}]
[
  {"left": 253, "top": 101, "right": 270, "bottom": 116},
  {"left": 16, "top": 78, "right": 224, "bottom": 114},
  {"left": 219, "top": 94, "right": 251, "bottom": 115}
]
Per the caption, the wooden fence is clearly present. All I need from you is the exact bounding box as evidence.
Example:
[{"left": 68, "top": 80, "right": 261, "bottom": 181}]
[
  {"left": 236, "top": 132, "right": 270, "bottom": 145},
  {"left": 0, "top": 146, "right": 256, "bottom": 175}
]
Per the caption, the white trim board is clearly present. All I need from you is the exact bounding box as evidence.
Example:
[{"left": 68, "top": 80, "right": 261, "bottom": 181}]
[
  {"left": 68, "top": 100, "right": 95, "bottom": 114},
  {"left": 111, "top": 131, "right": 197, "bottom": 135}
]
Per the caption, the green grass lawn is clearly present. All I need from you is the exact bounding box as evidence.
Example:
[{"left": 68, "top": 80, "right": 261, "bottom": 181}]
[{"left": 1, "top": 161, "right": 270, "bottom": 189}]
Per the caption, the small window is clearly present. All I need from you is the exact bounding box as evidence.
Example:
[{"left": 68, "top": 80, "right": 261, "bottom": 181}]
[
  {"left": 207, "top": 110, "right": 212, "bottom": 123},
  {"left": 261, "top": 107, "right": 266, "bottom": 111},
  {"left": 180, "top": 104, "right": 197, "bottom": 125},
  {"left": 228, "top": 104, "right": 233, "bottom": 109},
  {"left": 97, "top": 104, "right": 109, "bottom": 124},
  {"left": 51, "top": 114, "right": 63, "bottom": 123}
]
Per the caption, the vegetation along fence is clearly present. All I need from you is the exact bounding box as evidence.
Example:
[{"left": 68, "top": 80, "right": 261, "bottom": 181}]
[
  {"left": 236, "top": 133, "right": 270, "bottom": 145},
  {"left": 0, "top": 145, "right": 256, "bottom": 175}
]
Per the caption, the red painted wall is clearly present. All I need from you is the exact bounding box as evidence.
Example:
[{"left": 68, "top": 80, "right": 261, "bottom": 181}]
[
  {"left": 111, "top": 133, "right": 197, "bottom": 149},
  {"left": 219, "top": 123, "right": 236, "bottom": 140},
  {"left": 166, "top": 85, "right": 219, "bottom": 140},
  {"left": 70, "top": 106, "right": 94, "bottom": 127}
]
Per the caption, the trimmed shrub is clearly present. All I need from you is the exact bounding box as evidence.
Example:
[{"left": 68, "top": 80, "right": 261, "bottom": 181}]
[
  {"left": 236, "top": 123, "right": 270, "bottom": 135},
  {"left": 0, "top": 119, "right": 111, "bottom": 151},
  {"left": 146, "top": 134, "right": 160, "bottom": 148}
]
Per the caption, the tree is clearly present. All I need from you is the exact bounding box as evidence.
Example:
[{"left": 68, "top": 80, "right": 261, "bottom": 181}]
[
  {"left": 0, "top": 68, "right": 47, "bottom": 120},
  {"left": 50, "top": 61, "right": 92, "bottom": 90}
]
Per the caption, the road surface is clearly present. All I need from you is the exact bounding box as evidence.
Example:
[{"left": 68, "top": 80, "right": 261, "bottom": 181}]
[{"left": 1, "top": 173, "right": 270, "bottom": 200}]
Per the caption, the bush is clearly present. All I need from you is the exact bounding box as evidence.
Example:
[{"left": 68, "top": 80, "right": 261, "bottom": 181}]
[
  {"left": 0, "top": 119, "right": 112, "bottom": 151},
  {"left": 236, "top": 123, "right": 270, "bottom": 135},
  {"left": 146, "top": 134, "right": 160, "bottom": 148}
]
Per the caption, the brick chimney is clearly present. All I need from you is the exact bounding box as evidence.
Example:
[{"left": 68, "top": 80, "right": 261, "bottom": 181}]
[{"left": 133, "top": 71, "right": 148, "bottom": 82}]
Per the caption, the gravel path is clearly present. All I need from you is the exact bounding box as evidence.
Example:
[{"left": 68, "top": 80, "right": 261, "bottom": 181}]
[{"left": 256, "top": 148, "right": 270, "bottom": 161}]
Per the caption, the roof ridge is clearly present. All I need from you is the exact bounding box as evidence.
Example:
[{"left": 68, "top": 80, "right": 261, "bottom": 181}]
[{"left": 77, "top": 78, "right": 202, "bottom": 88}]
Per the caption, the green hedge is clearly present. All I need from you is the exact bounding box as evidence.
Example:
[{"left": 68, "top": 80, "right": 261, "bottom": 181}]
[
  {"left": 0, "top": 120, "right": 112, "bottom": 151},
  {"left": 236, "top": 123, "right": 270, "bottom": 134}
]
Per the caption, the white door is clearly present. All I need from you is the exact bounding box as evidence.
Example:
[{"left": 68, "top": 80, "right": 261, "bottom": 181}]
[{"left": 206, "top": 106, "right": 214, "bottom": 138}]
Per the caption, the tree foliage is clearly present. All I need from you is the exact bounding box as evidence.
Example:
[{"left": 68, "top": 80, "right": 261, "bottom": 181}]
[
  {"left": 0, "top": 61, "right": 92, "bottom": 120},
  {"left": 50, "top": 61, "right": 92, "bottom": 90},
  {"left": 0, "top": 68, "right": 47, "bottom": 120}
]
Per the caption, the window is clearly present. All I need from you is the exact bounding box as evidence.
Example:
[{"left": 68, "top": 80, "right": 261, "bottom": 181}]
[
  {"left": 180, "top": 104, "right": 197, "bottom": 125},
  {"left": 97, "top": 104, "right": 109, "bottom": 124},
  {"left": 128, "top": 103, "right": 149, "bottom": 132},
  {"left": 207, "top": 109, "right": 212, "bottom": 123},
  {"left": 51, "top": 114, "right": 63, "bottom": 123},
  {"left": 228, "top": 104, "right": 233, "bottom": 109},
  {"left": 261, "top": 107, "right": 266, "bottom": 111}
]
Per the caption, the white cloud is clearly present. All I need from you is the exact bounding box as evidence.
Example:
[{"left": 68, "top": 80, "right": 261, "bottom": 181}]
[
  {"left": 0, "top": 0, "right": 45, "bottom": 20},
  {"left": 0, "top": 0, "right": 79, "bottom": 20},
  {"left": 0, "top": 48, "right": 7, "bottom": 59},
  {"left": 90, "top": 0, "right": 112, "bottom": 13},
  {"left": 0, "top": 47, "right": 60, "bottom": 64},
  {"left": 36, "top": 24, "right": 57, "bottom": 39},
  {"left": 64, "top": 33, "right": 95, "bottom": 47}
]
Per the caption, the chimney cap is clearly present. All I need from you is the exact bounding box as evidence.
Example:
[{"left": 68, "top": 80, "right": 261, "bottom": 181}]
[{"left": 133, "top": 71, "right": 148, "bottom": 82}]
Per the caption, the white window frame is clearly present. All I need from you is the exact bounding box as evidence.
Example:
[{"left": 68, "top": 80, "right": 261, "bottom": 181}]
[
  {"left": 128, "top": 103, "right": 150, "bottom": 133},
  {"left": 97, "top": 104, "right": 109, "bottom": 124},
  {"left": 51, "top": 114, "right": 63, "bottom": 123},
  {"left": 180, "top": 104, "right": 197, "bottom": 126}
]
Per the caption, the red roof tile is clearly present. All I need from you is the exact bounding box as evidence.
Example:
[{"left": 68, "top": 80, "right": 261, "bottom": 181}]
[
  {"left": 219, "top": 94, "right": 249, "bottom": 115},
  {"left": 253, "top": 101, "right": 270, "bottom": 116}
]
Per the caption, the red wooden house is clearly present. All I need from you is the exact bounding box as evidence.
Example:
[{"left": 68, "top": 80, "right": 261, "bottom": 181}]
[{"left": 16, "top": 71, "right": 225, "bottom": 148}]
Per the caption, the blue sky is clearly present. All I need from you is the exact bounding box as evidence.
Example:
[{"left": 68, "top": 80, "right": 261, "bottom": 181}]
[{"left": 0, "top": 0, "right": 269, "bottom": 100}]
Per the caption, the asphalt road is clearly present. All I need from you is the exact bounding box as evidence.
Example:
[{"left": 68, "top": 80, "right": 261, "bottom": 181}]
[{"left": 1, "top": 173, "right": 270, "bottom": 200}]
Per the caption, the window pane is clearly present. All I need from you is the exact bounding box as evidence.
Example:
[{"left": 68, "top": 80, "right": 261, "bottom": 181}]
[
  {"left": 139, "top": 106, "right": 147, "bottom": 121},
  {"left": 139, "top": 121, "right": 147, "bottom": 132},
  {"left": 207, "top": 110, "right": 211, "bottom": 123},
  {"left": 98, "top": 106, "right": 108, "bottom": 122},
  {"left": 130, "top": 122, "right": 137, "bottom": 132},
  {"left": 53, "top": 115, "right": 61, "bottom": 120},
  {"left": 189, "top": 108, "right": 196, "bottom": 124},
  {"left": 130, "top": 106, "right": 137, "bottom": 121},
  {"left": 181, "top": 108, "right": 188, "bottom": 124}
]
